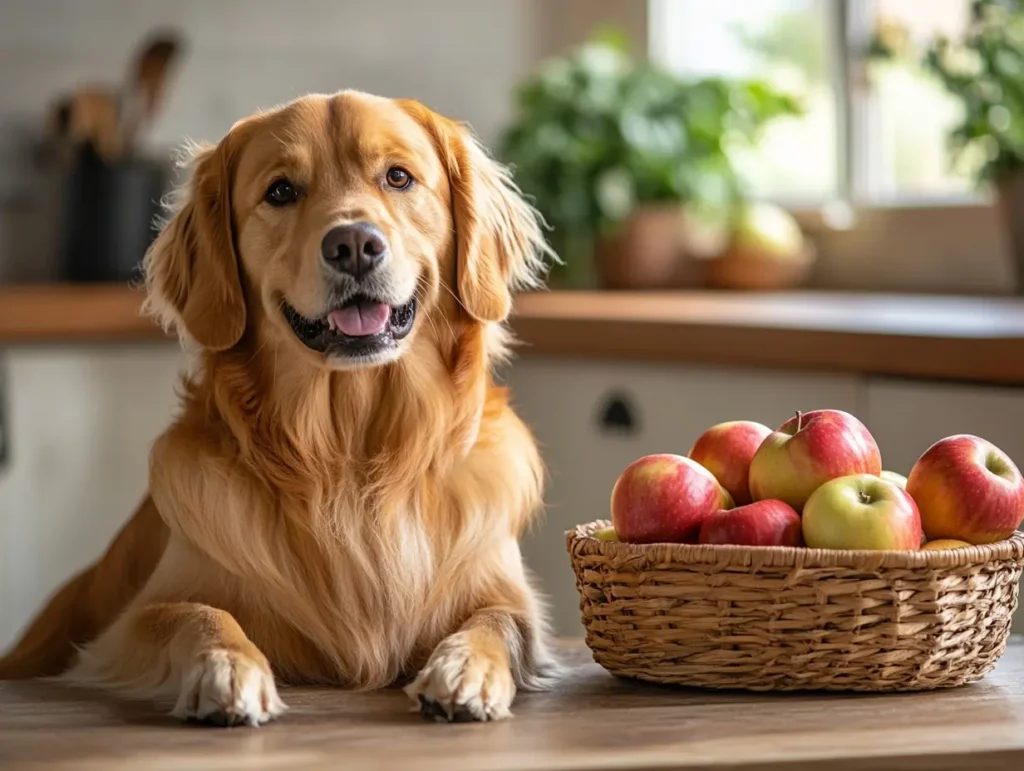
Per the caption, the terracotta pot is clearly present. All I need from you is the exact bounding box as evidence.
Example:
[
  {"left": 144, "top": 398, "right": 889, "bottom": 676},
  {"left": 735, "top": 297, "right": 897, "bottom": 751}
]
[
  {"left": 705, "top": 243, "right": 816, "bottom": 291},
  {"left": 995, "top": 173, "right": 1024, "bottom": 294},
  {"left": 595, "top": 206, "right": 710, "bottom": 289}
]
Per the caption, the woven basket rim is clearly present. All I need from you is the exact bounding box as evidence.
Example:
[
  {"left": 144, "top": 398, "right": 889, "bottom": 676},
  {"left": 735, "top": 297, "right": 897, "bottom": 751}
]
[{"left": 567, "top": 519, "right": 1024, "bottom": 569}]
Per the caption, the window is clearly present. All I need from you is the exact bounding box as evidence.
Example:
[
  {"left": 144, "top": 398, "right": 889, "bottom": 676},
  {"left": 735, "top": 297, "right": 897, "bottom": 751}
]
[{"left": 650, "top": 0, "right": 976, "bottom": 207}]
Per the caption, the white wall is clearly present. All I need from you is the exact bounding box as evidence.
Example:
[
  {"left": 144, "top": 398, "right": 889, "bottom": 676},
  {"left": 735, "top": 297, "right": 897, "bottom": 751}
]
[{"left": 0, "top": 0, "right": 547, "bottom": 282}]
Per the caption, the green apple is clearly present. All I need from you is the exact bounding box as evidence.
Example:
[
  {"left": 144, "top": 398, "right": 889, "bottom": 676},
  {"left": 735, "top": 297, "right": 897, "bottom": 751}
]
[
  {"left": 803, "top": 474, "right": 923, "bottom": 550},
  {"left": 880, "top": 470, "right": 907, "bottom": 489},
  {"left": 731, "top": 202, "right": 805, "bottom": 262}
]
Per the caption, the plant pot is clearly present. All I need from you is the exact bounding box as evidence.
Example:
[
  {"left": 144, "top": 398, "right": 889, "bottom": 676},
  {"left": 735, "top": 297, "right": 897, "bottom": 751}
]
[
  {"left": 595, "top": 206, "right": 712, "bottom": 290},
  {"left": 705, "top": 243, "right": 816, "bottom": 291},
  {"left": 996, "top": 173, "right": 1024, "bottom": 294}
]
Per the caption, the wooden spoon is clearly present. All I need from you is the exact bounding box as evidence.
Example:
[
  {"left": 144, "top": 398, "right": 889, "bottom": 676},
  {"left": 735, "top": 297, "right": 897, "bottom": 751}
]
[{"left": 119, "top": 32, "right": 183, "bottom": 157}]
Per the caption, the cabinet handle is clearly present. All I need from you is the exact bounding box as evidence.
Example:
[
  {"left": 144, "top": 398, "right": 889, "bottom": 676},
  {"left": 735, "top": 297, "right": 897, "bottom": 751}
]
[{"left": 597, "top": 391, "right": 639, "bottom": 436}]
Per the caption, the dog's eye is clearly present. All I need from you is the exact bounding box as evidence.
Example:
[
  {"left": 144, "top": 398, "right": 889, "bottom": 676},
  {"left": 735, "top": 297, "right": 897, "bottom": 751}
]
[
  {"left": 264, "top": 179, "right": 299, "bottom": 207},
  {"left": 385, "top": 167, "right": 412, "bottom": 190}
]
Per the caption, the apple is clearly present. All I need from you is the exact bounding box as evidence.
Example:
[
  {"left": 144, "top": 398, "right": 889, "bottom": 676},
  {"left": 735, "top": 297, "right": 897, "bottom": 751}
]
[
  {"left": 802, "top": 474, "right": 922, "bottom": 550},
  {"left": 907, "top": 434, "right": 1024, "bottom": 544},
  {"left": 749, "top": 410, "right": 882, "bottom": 510},
  {"left": 880, "top": 471, "right": 907, "bottom": 490},
  {"left": 698, "top": 500, "right": 802, "bottom": 547},
  {"left": 593, "top": 526, "right": 619, "bottom": 542},
  {"left": 688, "top": 420, "right": 773, "bottom": 505},
  {"left": 921, "top": 539, "right": 972, "bottom": 551},
  {"left": 611, "top": 454, "right": 733, "bottom": 544},
  {"left": 731, "top": 202, "right": 805, "bottom": 262}
]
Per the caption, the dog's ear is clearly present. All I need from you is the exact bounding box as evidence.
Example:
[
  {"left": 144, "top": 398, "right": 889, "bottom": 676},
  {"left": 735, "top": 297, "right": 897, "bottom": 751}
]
[
  {"left": 400, "top": 100, "right": 553, "bottom": 323},
  {"left": 143, "top": 136, "right": 246, "bottom": 350}
]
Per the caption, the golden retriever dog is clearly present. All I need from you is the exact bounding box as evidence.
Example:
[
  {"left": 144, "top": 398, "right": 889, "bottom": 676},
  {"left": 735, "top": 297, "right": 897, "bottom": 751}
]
[{"left": 0, "top": 90, "right": 559, "bottom": 726}]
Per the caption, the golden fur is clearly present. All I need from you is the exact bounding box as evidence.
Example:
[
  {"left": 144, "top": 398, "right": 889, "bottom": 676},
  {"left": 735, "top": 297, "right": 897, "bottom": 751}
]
[{"left": 0, "top": 91, "right": 558, "bottom": 725}]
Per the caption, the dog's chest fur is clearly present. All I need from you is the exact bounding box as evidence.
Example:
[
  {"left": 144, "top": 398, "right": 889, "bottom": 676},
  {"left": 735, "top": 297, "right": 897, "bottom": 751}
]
[{"left": 216, "top": 484, "right": 502, "bottom": 689}]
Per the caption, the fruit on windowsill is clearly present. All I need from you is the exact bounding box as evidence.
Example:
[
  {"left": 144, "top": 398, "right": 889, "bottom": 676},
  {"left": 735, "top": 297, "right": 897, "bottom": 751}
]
[
  {"left": 730, "top": 202, "right": 806, "bottom": 262},
  {"left": 706, "top": 202, "right": 814, "bottom": 290}
]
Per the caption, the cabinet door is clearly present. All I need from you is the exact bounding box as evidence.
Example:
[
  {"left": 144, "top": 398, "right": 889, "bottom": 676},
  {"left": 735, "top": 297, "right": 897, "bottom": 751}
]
[
  {"left": 0, "top": 346, "right": 183, "bottom": 651},
  {"left": 504, "top": 357, "right": 864, "bottom": 635},
  {"left": 866, "top": 377, "right": 1024, "bottom": 632},
  {"left": 866, "top": 377, "right": 1024, "bottom": 475}
]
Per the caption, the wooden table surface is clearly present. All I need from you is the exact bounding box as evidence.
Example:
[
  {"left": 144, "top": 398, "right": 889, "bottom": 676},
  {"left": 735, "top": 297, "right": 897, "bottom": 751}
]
[{"left": 2, "top": 639, "right": 1023, "bottom": 771}]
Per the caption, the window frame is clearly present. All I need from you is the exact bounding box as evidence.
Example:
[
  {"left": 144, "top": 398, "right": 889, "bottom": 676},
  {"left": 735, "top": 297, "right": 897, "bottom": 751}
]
[{"left": 645, "top": 0, "right": 1012, "bottom": 295}]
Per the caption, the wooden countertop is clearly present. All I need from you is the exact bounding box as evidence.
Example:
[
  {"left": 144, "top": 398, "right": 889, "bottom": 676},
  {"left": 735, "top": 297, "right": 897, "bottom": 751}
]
[
  {"left": 512, "top": 291, "right": 1024, "bottom": 385},
  {"left": 2, "top": 638, "right": 1023, "bottom": 770},
  {"left": 0, "top": 284, "right": 160, "bottom": 343},
  {"left": 4, "top": 284, "right": 1024, "bottom": 384}
]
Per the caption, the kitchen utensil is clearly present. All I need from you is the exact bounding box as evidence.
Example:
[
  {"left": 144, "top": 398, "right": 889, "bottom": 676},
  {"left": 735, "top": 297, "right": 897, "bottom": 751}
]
[{"left": 119, "top": 32, "right": 182, "bottom": 155}]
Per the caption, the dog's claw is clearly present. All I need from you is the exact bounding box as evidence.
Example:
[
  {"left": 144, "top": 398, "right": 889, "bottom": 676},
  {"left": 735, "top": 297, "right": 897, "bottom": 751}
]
[
  {"left": 417, "top": 694, "right": 479, "bottom": 724},
  {"left": 187, "top": 712, "right": 247, "bottom": 728}
]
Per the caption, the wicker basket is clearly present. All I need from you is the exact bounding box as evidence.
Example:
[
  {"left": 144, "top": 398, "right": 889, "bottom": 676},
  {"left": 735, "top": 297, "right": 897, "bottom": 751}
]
[{"left": 567, "top": 520, "right": 1024, "bottom": 692}]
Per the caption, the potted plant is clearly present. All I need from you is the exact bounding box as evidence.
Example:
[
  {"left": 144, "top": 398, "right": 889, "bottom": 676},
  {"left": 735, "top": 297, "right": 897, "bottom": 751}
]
[
  {"left": 499, "top": 31, "right": 802, "bottom": 289},
  {"left": 868, "top": 0, "right": 1024, "bottom": 292}
]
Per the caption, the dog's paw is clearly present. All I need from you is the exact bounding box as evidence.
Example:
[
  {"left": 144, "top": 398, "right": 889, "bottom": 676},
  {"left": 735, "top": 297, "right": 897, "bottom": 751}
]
[
  {"left": 172, "top": 649, "right": 286, "bottom": 727},
  {"left": 404, "top": 632, "right": 515, "bottom": 723}
]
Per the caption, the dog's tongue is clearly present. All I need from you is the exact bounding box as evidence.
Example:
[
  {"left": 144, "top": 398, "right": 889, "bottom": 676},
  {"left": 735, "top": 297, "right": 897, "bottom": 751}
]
[{"left": 329, "top": 302, "right": 390, "bottom": 337}]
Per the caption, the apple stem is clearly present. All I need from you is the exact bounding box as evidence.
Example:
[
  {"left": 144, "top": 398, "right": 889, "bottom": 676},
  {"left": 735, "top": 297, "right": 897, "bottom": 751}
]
[{"left": 795, "top": 410, "right": 803, "bottom": 432}]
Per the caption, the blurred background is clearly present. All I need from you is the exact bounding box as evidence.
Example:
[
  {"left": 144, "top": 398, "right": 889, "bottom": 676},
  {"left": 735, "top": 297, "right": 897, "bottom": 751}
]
[{"left": 2, "top": 0, "right": 1024, "bottom": 646}]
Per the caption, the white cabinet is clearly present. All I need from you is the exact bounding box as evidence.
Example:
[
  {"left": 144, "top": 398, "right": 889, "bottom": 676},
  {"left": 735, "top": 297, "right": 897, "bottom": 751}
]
[
  {"left": 504, "top": 356, "right": 864, "bottom": 635},
  {"left": 865, "top": 377, "right": 1024, "bottom": 632},
  {"left": 865, "top": 378, "right": 1024, "bottom": 476},
  {"left": 4, "top": 348, "right": 1022, "bottom": 649},
  {"left": 0, "top": 345, "right": 184, "bottom": 651}
]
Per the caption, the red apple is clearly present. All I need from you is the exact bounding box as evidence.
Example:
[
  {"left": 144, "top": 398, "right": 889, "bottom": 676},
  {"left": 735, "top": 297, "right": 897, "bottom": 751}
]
[
  {"left": 802, "top": 474, "right": 922, "bottom": 550},
  {"left": 689, "top": 420, "right": 773, "bottom": 505},
  {"left": 749, "top": 409, "right": 882, "bottom": 510},
  {"left": 907, "top": 434, "right": 1024, "bottom": 545},
  {"left": 611, "top": 454, "right": 733, "bottom": 544},
  {"left": 698, "top": 500, "right": 803, "bottom": 547}
]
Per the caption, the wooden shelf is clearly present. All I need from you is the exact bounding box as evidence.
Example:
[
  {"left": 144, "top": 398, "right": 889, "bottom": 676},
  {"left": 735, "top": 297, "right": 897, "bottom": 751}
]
[
  {"left": 0, "top": 284, "right": 166, "bottom": 344},
  {"left": 4, "top": 284, "right": 1024, "bottom": 384}
]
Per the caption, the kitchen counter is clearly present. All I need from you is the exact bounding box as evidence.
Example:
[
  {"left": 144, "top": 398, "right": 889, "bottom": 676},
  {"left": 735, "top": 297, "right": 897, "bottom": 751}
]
[
  {"left": 4, "top": 284, "right": 1024, "bottom": 384},
  {"left": 2, "top": 638, "right": 1023, "bottom": 770}
]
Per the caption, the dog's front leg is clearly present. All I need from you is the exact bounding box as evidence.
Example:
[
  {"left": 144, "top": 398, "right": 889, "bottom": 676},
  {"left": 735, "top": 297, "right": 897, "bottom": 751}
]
[
  {"left": 406, "top": 609, "right": 521, "bottom": 722},
  {"left": 405, "top": 563, "right": 559, "bottom": 723},
  {"left": 67, "top": 601, "right": 286, "bottom": 727}
]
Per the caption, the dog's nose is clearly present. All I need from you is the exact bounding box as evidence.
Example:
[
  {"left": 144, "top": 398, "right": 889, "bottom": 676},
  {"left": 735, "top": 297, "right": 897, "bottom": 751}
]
[{"left": 321, "top": 222, "right": 388, "bottom": 277}]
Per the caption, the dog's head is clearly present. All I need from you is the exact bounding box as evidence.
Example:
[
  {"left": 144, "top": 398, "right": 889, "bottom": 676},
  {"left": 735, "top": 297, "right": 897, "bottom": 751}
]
[{"left": 145, "top": 91, "right": 550, "bottom": 369}]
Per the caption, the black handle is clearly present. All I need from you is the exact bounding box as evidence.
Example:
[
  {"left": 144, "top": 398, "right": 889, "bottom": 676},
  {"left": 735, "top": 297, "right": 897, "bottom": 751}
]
[{"left": 597, "top": 391, "right": 639, "bottom": 436}]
